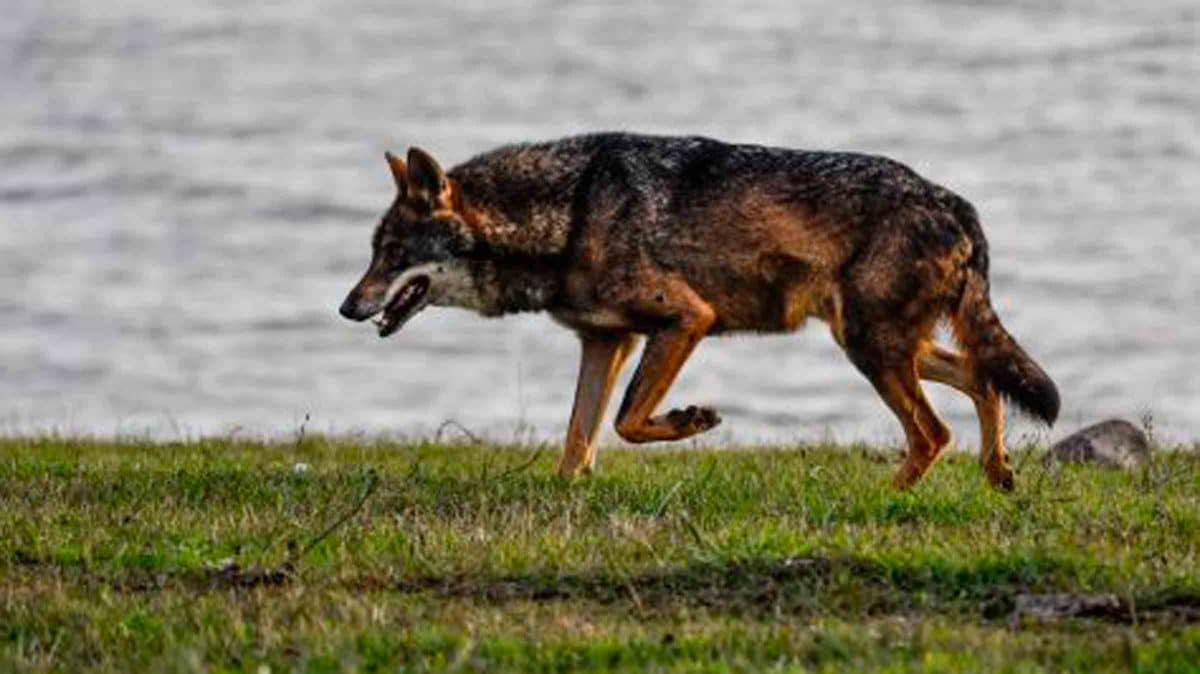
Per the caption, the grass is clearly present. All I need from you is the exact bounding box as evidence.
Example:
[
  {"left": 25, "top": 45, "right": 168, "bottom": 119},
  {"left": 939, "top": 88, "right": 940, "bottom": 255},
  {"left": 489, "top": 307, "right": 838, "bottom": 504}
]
[{"left": 1, "top": 436, "right": 1198, "bottom": 673}]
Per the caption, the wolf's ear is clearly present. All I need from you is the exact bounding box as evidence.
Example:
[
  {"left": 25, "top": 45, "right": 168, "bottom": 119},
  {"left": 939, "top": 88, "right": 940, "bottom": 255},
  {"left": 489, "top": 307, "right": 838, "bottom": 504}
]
[
  {"left": 406, "top": 147, "right": 448, "bottom": 211},
  {"left": 385, "top": 151, "right": 407, "bottom": 194}
]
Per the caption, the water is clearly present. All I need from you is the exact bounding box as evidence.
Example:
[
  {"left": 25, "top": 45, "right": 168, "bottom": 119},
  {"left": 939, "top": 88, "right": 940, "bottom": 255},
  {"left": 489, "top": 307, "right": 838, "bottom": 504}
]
[{"left": 3, "top": 0, "right": 1198, "bottom": 445}]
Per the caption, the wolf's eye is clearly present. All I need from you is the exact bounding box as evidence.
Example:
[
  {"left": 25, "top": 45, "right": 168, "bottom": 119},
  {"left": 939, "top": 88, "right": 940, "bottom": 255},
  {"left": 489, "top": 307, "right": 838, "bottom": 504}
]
[
  {"left": 386, "top": 245, "right": 410, "bottom": 268},
  {"left": 377, "top": 243, "right": 406, "bottom": 269}
]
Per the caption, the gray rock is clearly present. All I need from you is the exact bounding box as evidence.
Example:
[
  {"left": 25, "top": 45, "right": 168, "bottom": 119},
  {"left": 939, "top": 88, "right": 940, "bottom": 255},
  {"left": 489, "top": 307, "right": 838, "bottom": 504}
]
[{"left": 1046, "top": 418, "right": 1151, "bottom": 469}]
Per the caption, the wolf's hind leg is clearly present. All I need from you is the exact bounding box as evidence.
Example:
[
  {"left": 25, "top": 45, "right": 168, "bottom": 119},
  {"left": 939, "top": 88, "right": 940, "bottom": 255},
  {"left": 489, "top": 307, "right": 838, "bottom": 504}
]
[
  {"left": 917, "top": 346, "right": 1013, "bottom": 491},
  {"left": 871, "top": 364, "right": 952, "bottom": 490},
  {"left": 613, "top": 282, "right": 719, "bottom": 443},
  {"left": 974, "top": 390, "right": 1011, "bottom": 490},
  {"left": 837, "top": 216, "right": 960, "bottom": 489},
  {"left": 916, "top": 346, "right": 975, "bottom": 395},
  {"left": 842, "top": 325, "right": 951, "bottom": 490},
  {"left": 558, "top": 333, "right": 640, "bottom": 478}
]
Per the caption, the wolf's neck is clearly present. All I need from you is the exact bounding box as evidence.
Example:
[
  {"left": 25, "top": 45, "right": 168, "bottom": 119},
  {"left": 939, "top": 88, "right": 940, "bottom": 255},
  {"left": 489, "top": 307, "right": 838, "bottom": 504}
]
[
  {"left": 465, "top": 258, "right": 562, "bottom": 316},
  {"left": 444, "top": 145, "right": 586, "bottom": 316},
  {"left": 449, "top": 153, "right": 583, "bottom": 258}
]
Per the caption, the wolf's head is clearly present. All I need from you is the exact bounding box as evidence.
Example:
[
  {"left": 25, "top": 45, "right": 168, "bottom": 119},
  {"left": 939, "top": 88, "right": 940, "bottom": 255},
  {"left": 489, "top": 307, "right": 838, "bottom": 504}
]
[{"left": 339, "top": 148, "right": 479, "bottom": 337}]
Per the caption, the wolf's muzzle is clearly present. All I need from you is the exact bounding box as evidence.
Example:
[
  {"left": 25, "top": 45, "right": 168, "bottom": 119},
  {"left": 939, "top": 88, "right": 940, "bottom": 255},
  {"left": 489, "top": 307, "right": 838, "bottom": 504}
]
[{"left": 339, "top": 293, "right": 373, "bottom": 321}]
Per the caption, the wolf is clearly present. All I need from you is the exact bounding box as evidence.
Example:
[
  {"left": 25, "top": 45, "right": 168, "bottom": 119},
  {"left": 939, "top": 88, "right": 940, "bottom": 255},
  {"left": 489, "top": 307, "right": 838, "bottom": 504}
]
[{"left": 339, "top": 133, "right": 1059, "bottom": 490}]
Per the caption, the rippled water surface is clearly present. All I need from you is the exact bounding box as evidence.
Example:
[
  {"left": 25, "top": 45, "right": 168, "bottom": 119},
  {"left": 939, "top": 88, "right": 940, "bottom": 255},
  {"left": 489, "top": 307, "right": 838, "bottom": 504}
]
[{"left": 3, "top": 1, "right": 1198, "bottom": 444}]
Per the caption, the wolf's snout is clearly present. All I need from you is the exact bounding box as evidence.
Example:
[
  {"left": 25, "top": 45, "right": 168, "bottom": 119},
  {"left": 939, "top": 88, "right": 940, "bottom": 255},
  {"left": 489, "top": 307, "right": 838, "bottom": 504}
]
[{"left": 339, "top": 293, "right": 372, "bottom": 321}]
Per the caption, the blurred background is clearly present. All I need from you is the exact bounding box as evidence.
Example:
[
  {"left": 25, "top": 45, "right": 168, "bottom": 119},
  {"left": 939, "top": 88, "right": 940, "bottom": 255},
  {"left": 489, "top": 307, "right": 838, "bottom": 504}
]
[{"left": 2, "top": 0, "right": 1197, "bottom": 446}]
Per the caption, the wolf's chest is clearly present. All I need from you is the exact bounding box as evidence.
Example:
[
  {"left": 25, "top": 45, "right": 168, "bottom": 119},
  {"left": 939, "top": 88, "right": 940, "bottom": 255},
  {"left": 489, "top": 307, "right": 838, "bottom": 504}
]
[{"left": 550, "top": 308, "right": 636, "bottom": 333}]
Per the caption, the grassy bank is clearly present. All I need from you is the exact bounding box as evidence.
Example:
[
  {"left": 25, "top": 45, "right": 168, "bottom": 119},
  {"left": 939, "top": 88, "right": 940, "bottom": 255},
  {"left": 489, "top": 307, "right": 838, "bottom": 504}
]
[{"left": 1, "top": 436, "right": 1198, "bottom": 672}]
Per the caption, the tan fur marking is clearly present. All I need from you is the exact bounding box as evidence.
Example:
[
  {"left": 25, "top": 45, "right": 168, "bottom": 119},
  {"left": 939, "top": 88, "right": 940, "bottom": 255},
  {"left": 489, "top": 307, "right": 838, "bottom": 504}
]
[
  {"left": 612, "top": 278, "right": 718, "bottom": 443},
  {"left": 558, "top": 334, "right": 640, "bottom": 478},
  {"left": 917, "top": 345, "right": 1013, "bottom": 491},
  {"left": 385, "top": 152, "right": 407, "bottom": 192},
  {"left": 870, "top": 363, "right": 952, "bottom": 491}
]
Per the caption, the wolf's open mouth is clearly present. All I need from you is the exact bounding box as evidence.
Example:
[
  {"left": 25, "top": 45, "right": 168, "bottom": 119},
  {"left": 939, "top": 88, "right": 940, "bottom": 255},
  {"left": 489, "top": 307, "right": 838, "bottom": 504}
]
[{"left": 373, "top": 275, "right": 430, "bottom": 337}]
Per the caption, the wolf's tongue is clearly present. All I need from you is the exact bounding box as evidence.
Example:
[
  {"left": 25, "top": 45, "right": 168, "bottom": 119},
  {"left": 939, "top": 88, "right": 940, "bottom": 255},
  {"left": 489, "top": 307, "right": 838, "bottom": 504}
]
[{"left": 377, "top": 276, "right": 430, "bottom": 338}]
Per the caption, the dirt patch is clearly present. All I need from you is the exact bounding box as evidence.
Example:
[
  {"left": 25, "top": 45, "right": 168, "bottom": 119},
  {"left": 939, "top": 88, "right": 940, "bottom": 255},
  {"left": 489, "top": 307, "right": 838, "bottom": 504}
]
[
  {"left": 11, "top": 552, "right": 1199, "bottom": 625},
  {"left": 989, "top": 591, "right": 1200, "bottom": 627},
  {"left": 383, "top": 556, "right": 1200, "bottom": 626}
]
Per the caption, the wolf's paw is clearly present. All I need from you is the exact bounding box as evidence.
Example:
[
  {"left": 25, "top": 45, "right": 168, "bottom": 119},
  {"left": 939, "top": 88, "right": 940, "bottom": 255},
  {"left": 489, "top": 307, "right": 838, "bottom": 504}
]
[
  {"left": 665, "top": 405, "right": 721, "bottom": 435},
  {"left": 986, "top": 463, "right": 1015, "bottom": 493},
  {"left": 891, "top": 459, "right": 927, "bottom": 491}
]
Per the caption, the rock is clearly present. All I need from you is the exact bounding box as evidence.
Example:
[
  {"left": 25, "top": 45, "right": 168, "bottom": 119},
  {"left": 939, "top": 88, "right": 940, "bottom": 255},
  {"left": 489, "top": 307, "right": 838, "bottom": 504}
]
[{"left": 1046, "top": 418, "right": 1151, "bottom": 469}]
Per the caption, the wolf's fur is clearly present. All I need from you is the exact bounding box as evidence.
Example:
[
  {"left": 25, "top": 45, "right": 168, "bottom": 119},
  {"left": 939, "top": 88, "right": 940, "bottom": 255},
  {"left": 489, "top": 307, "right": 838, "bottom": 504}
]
[{"left": 340, "top": 133, "right": 1059, "bottom": 490}]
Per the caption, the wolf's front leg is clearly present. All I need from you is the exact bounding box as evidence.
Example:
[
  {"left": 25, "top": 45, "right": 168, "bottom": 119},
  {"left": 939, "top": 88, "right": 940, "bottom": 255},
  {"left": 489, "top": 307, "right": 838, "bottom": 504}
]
[
  {"left": 557, "top": 333, "right": 639, "bottom": 478},
  {"left": 612, "top": 282, "right": 721, "bottom": 443}
]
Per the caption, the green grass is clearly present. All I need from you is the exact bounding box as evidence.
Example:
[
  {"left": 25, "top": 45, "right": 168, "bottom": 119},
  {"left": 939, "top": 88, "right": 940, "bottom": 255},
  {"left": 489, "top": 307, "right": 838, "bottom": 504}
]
[{"left": 1, "top": 436, "right": 1198, "bottom": 673}]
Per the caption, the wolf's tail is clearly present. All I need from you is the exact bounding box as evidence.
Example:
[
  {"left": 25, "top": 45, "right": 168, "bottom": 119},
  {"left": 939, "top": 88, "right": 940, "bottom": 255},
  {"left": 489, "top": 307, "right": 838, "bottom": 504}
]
[{"left": 947, "top": 196, "right": 1060, "bottom": 425}]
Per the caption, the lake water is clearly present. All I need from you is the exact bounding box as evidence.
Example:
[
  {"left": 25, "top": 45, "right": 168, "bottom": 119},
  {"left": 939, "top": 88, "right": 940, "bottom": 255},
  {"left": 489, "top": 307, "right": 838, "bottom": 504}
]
[{"left": 3, "top": 0, "right": 1198, "bottom": 447}]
